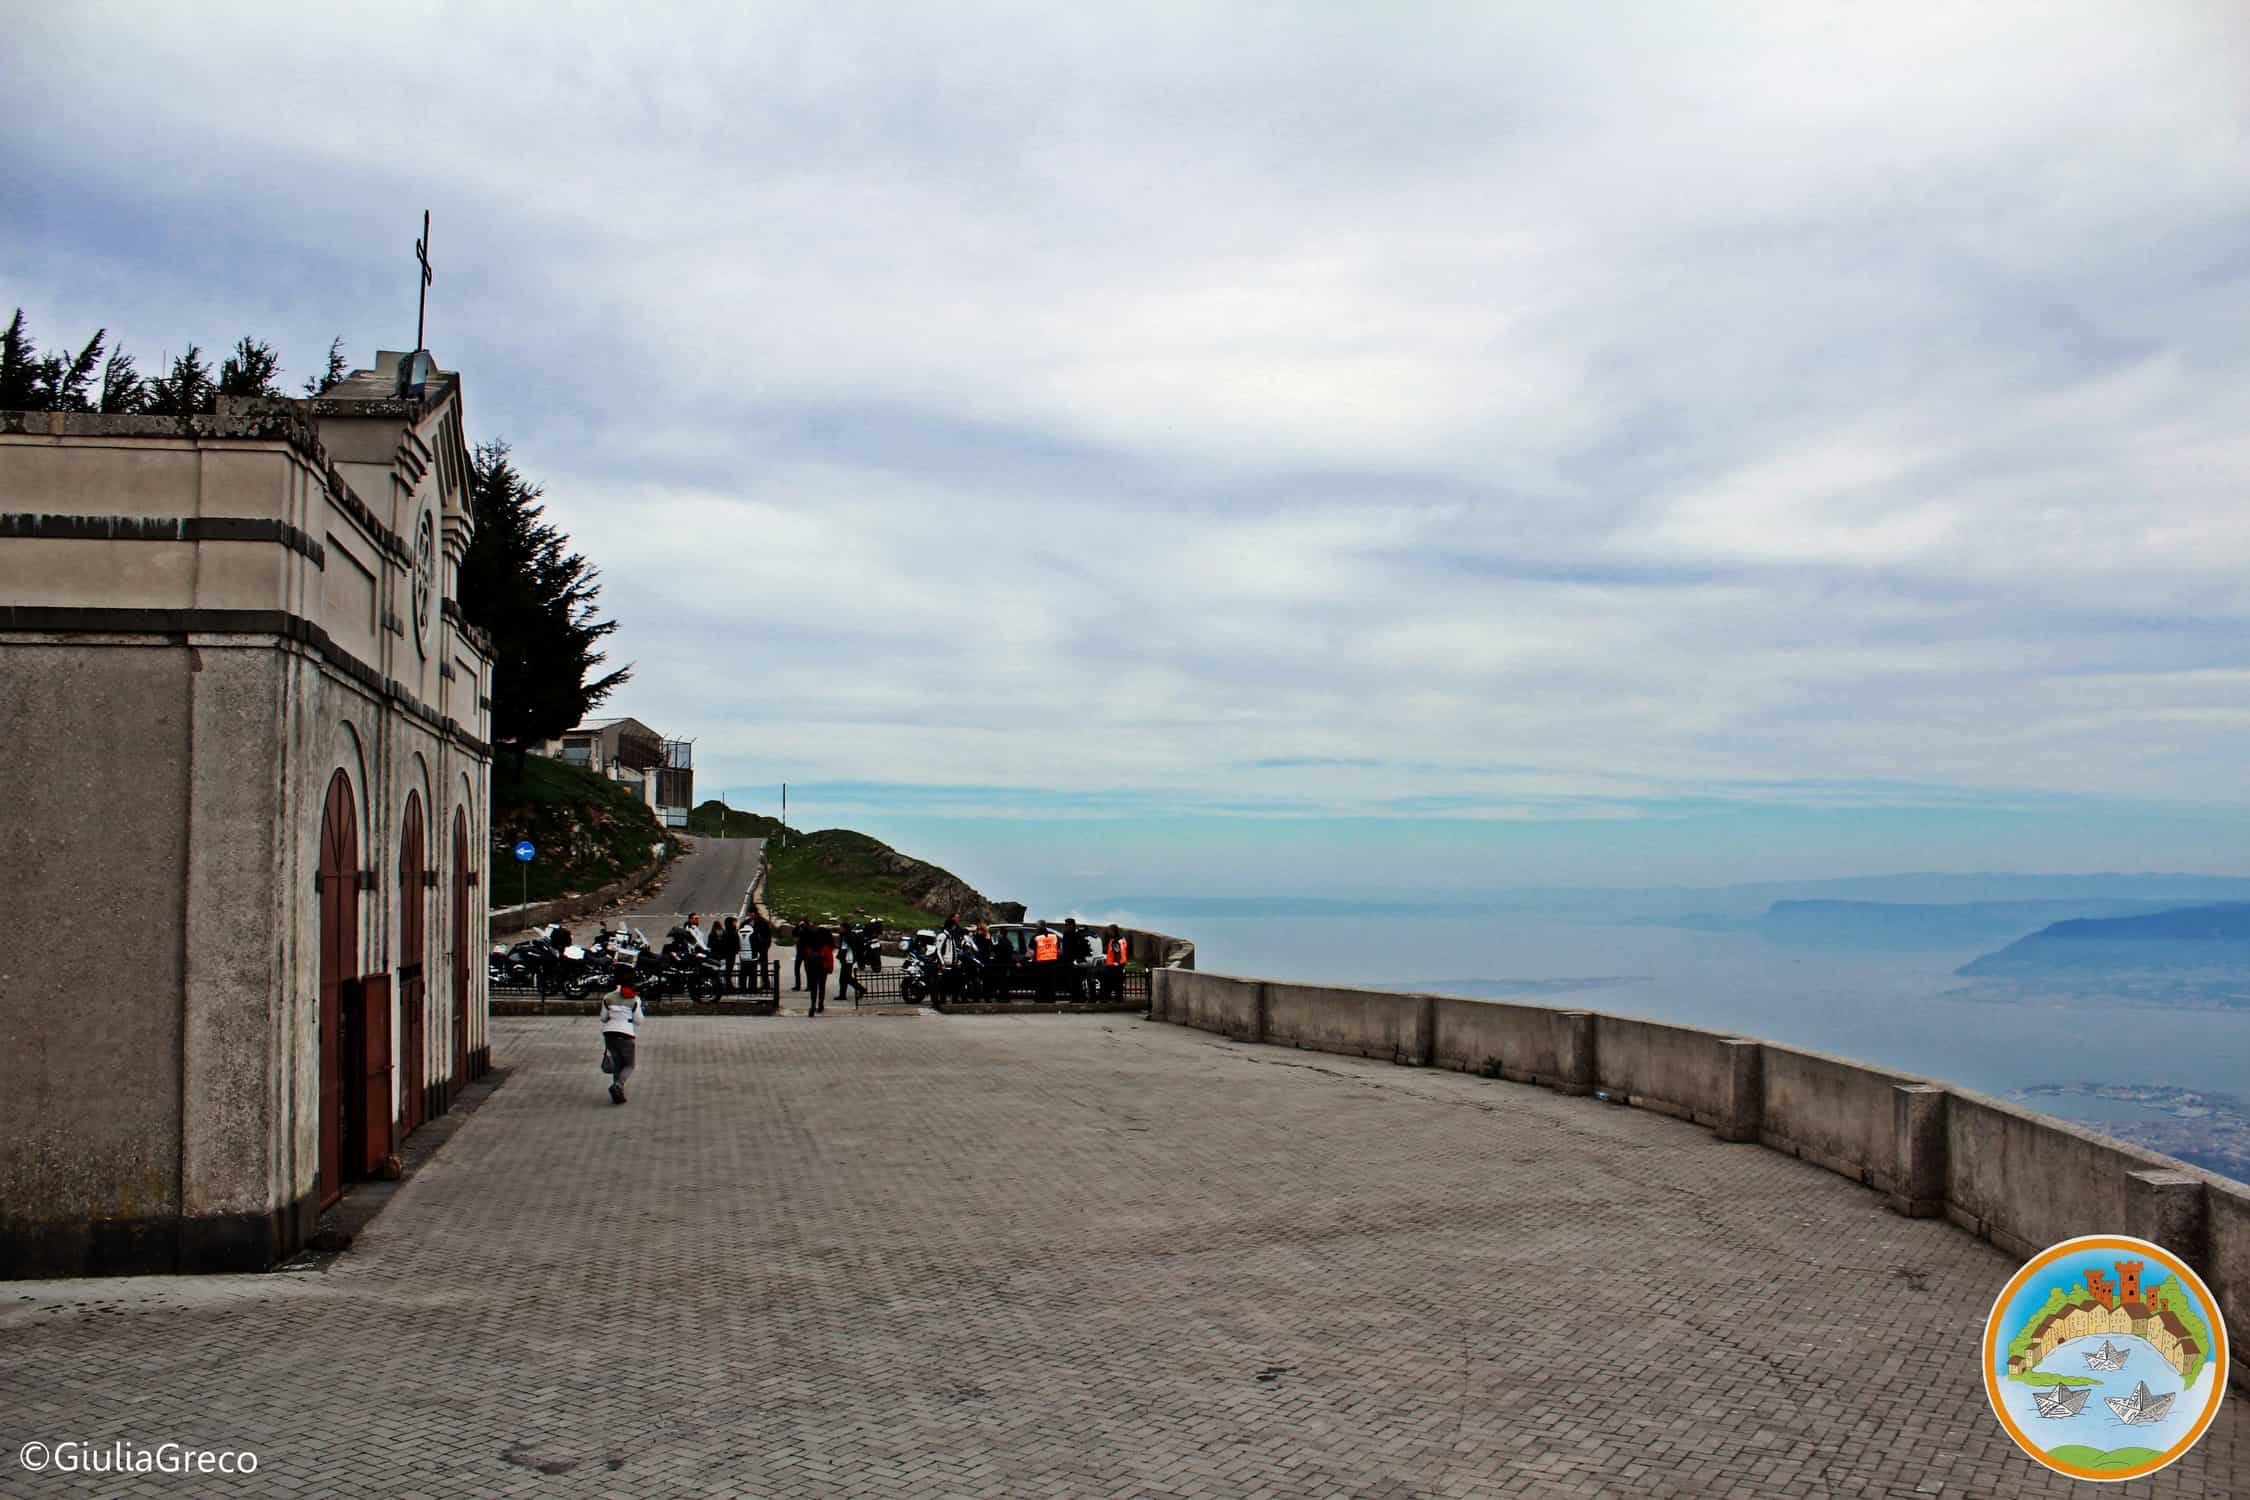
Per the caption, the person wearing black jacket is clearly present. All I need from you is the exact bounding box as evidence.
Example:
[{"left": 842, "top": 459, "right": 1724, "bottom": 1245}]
[
  {"left": 711, "top": 915, "right": 743, "bottom": 990},
  {"left": 789, "top": 916, "right": 806, "bottom": 991},
  {"left": 748, "top": 912, "right": 772, "bottom": 987},
  {"left": 1060, "top": 918, "right": 1092, "bottom": 1003}
]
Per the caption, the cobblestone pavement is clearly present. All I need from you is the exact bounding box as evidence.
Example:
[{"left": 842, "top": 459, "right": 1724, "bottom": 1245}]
[{"left": 3, "top": 1015, "right": 2241, "bottom": 1498}]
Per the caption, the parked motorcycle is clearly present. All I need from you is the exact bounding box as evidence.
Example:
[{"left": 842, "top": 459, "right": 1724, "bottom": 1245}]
[
  {"left": 840, "top": 920, "right": 885, "bottom": 974},
  {"left": 638, "top": 934, "right": 725, "bottom": 1002},
  {"left": 898, "top": 930, "right": 939, "bottom": 1004},
  {"left": 489, "top": 936, "right": 563, "bottom": 992}
]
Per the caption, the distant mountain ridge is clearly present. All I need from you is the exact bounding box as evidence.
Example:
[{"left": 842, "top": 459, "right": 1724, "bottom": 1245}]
[
  {"left": 1088, "top": 874, "right": 2250, "bottom": 927},
  {"left": 2028, "top": 903, "right": 2250, "bottom": 944},
  {"left": 1960, "top": 903, "right": 2250, "bottom": 977},
  {"left": 1754, "top": 898, "right": 2187, "bottom": 951}
]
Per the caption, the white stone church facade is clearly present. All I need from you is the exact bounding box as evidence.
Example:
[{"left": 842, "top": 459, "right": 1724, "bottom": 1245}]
[{"left": 0, "top": 352, "right": 493, "bottom": 1275}]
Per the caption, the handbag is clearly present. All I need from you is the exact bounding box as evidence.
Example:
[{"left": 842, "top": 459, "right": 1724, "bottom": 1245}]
[{"left": 600, "top": 1046, "right": 616, "bottom": 1074}]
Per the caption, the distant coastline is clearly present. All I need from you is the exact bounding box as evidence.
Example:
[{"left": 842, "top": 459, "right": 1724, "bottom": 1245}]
[{"left": 2005, "top": 1083, "right": 2250, "bottom": 1186}]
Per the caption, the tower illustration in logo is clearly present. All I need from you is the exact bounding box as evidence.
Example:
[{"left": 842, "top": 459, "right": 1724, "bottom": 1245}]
[{"left": 1983, "top": 1234, "right": 2228, "bottom": 1480}]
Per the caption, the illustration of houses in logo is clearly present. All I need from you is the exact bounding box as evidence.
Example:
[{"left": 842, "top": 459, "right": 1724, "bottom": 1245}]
[{"left": 2003, "top": 1257, "right": 2204, "bottom": 1381}]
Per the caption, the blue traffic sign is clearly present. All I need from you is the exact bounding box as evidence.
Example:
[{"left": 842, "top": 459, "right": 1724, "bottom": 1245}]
[{"left": 513, "top": 840, "right": 536, "bottom": 862}]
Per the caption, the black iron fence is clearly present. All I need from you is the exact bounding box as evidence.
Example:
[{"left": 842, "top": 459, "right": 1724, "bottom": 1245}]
[
  {"left": 493, "top": 955, "right": 1150, "bottom": 1009},
  {"left": 836, "top": 966, "right": 1150, "bottom": 1007},
  {"left": 491, "top": 956, "right": 780, "bottom": 1003}
]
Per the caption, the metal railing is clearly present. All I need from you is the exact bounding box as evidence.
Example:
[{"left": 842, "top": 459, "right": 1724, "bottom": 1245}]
[
  {"left": 836, "top": 966, "right": 1150, "bottom": 1007},
  {"left": 492, "top": 957, "right": 780, "bottom": 1003}
]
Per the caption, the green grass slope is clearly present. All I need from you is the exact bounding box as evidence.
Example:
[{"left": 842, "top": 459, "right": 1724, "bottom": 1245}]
[
  {"left": 686, "top": 800, "right": 786, "bottom": 839},
  {"left": 765, "top": 827, "right": 1022, "bottom": 929},
  {"left": 489, "top": 755, "right": 676, "bottom": 906}
]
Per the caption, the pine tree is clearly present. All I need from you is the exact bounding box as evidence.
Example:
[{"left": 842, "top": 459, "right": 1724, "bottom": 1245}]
[
  {"left": 218, "top": 335, "right": 283, "bottom": 397},
  {"left": 0, "top": 309, "right": 37, "bottom": 409},
  {"left": 0, "top": 312, "right": 109, "bottom": 412},
  {"left": 146, "top": 345, "right": 216, "bottom": 416},
  {"left": 34, "top": 330, "right": 107, "bottom": 411},
  {"left": 99, "top": 348, "right": 146, "bottom": 413},
  {"left": 303, "top": 337, "right": 348, "bottom": 396},
  {"left": 457, "top": 440, "right": 632, "bottom": 779}
]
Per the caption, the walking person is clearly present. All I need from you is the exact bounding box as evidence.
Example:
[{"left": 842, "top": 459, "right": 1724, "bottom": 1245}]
[
  {"left": 837, "top": 925, "right": 867, "bottom": 1004},
  {"left": 597, "top": 980, "right": 644, "bottom": 1105},
  {"left": 790, "top": 915, "right": 807, "bottom": 991}
]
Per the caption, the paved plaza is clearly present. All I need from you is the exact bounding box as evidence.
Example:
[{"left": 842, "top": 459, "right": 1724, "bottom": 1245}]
[{"left": 3, "top": 1013, "right": 2242, "bottom": 1497}]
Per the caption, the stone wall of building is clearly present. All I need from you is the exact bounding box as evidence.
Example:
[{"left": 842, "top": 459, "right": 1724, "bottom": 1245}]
[
  {"left": 0, "top": 641, "right": 195, "bottom": 1270},
  {"left": 1, "top": 362, "right": 493, "bottom": 1276}
]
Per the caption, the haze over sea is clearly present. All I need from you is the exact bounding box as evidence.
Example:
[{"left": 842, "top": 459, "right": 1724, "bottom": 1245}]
[{"left": 1070, "top": 885, "right": 2250, "bottom": 1131}]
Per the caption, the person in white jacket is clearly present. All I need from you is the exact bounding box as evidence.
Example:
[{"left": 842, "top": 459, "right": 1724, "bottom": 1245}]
[{"left": 598, "top": 982, "right": 644, "bottom": 1105}]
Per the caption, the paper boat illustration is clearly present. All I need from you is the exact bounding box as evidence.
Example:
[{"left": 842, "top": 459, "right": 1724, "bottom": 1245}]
[
  {"left": 2033, "top": 1383, "right": 2090, "bottom": 1419},
  {"left": 2104, "top": 1380, "right": 2176, "bottom": 1425},
  {"left": 2082, "top": 1339, "right": 2129, "bottom": 1372}
]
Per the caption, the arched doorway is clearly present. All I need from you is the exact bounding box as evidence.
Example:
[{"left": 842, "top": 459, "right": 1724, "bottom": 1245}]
[
  {"left": 398, "top": 792, "right": 427, "bottom": 1136},
  {"left": 317, "top": 769, "right": 359, "bottom": 1207},
  {"left": 452, "top": 806, "right": 470, "bottom": 1091}
]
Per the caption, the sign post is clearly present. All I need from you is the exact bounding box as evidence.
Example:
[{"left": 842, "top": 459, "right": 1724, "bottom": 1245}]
[{"left": 513, "top": 839, "right": 535, "bottom": 912}]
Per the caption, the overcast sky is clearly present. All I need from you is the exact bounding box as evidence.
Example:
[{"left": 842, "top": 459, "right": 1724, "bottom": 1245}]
[{"left": 9, "top": 3, "right": 2249, "bottom": 900}]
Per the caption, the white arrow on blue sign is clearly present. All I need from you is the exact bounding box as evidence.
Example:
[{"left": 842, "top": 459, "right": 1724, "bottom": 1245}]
[{"left": 513, "top": 840, "right": 536, "bottom": 862}]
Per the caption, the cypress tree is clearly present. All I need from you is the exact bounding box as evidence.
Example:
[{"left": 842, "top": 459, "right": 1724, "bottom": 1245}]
[{"left": 457, "top": 440, "right": 631, "bottom": 780}]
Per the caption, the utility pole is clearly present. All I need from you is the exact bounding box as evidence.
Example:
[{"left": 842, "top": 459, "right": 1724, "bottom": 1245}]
[{"left": 781, "top": 782, "right": 788, "bottom": 849}]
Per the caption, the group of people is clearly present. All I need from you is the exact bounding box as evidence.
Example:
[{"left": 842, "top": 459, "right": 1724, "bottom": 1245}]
[
  {"left": 656, "top": 909, "right": 776, "bottom": 990},
  {"left": 595, "top": 908, "right": 1139, "bottom": 1100},
  {"left": 786, "top": 917, "right": 879, "bottom": 1014}
]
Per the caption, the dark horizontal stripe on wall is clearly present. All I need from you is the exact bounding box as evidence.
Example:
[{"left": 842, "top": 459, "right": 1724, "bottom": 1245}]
[
  {"left": 0, "top": 604, "right": 492, "bottom": 761},
  {"left": 0, "top": 512, "right": 326, "bottom": 567},
  {"left": 440, "top": 597, "right": 494, "bottom": 659}
]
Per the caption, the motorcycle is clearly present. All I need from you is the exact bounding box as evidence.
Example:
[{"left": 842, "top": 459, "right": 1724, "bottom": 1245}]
[
  {"left": 840, "top": 920, "right": 885, "bottom": 974},
  {"left": 488, "top": 937, "right": 561, "bottom": 992},
  {"left": 641, "top": 935, "right": 726, "bottom": 1002},
  {"left": 940, "top": 939, "right": 996, "bottom": 1001},
  {"left": 898, "top": 930, "right": 939, "bottom": 1004}
]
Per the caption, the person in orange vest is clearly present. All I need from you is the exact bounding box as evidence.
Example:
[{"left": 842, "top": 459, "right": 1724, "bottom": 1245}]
[
  {"left": 1093, "top": 922, "right": 1120, "bottom": 1002},
  {"left": 1032, "top": 921, "right": 1061, "bottom": 1002}
]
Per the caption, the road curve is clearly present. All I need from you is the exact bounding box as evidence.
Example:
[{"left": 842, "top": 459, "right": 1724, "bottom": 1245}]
[{"left": 657, "top": 835, "right": 764, "bottom": 918}]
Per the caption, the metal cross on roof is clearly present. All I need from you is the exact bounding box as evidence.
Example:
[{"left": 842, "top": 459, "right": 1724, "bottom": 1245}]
[{"left": 413, "top": 209, "right": 434, "bottom": 352}]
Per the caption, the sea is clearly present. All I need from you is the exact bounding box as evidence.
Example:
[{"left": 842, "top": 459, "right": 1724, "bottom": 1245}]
[{"left": 1071, "top": 902, "right": 2250, "bottom": 1120}]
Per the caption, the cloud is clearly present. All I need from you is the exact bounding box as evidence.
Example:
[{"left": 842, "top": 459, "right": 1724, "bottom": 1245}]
[{"left": 8, "top": 2, "right": 2250, "bottom": 886}]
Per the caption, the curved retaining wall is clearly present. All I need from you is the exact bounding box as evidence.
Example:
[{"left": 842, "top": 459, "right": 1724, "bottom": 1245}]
[
  {"left": 488, "top": 852, "right": 669, "bottom": 941},
  {"left": 1150, "top": 968, "right": 2249, "bottom": 1394}
]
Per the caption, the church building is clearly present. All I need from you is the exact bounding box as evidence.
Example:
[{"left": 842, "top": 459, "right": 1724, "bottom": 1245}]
[{"left": 0, "top": 350, "right": 493, "bottom": 1275}]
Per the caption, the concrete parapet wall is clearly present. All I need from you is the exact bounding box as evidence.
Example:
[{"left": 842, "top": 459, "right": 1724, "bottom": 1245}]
[
  {"left": 1148, "top": 969, "right": 2247, "bottom": 1392},
  {"left": 1151, "top": 969, "right": 1261, "bottom": 1039},
  {"left": 2208, "top": 1183, "right": 2250, "bottom": 1393},
  {"left": 1593, "top": 1015, "right": 1753, "bottom": 1136},
  {"left": 1430, "top": 998, "right": 1595, "bottom": 1091},
  {"left": 1263, "top": 982, "right": 1428, "bottom": 1063},
  {"left": 1759, "top": 1044, "right": 1917, "bottom": 1192},
  {"left": 1942, "top": 1091, "right": 2145, "bottom": 1255}
]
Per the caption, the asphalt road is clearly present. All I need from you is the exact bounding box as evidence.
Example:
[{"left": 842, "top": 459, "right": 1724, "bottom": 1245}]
[{"left": 653, "top": 835, "right": 764, "bottom": 918}]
